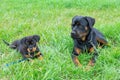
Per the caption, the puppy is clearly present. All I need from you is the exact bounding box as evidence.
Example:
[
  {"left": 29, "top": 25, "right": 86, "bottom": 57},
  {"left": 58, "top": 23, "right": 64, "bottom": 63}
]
[
  {"left": 3, "top": 35, "right": 43, "bottom": 60},
  {"left": 71, "top": 16, "right": 108, "bottom": 67}
]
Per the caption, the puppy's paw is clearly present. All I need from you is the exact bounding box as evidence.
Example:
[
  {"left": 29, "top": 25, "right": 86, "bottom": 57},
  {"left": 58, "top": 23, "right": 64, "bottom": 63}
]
[
  {"left": 38, "top": 55, "right": 43, "bottom": 60},
  {"left": 27, "top": 58, "right": 34, "bottom": 62}
]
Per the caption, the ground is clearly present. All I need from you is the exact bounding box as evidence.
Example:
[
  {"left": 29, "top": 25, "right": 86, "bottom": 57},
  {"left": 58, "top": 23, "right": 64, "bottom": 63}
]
[{"left": 0, "top": 0, "right": 120, "bottom": 80}]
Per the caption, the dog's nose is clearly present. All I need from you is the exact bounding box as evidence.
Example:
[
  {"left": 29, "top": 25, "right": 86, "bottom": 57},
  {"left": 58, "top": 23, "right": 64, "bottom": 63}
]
[{"left": 71, "top": 31, "right": 76, "bottom": 35}]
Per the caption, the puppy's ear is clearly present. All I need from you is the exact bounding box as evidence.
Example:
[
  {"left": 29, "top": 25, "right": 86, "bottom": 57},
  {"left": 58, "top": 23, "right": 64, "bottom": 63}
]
[
  {"left": 33, "top": 35, "right": 40, "bottom": 42},
  {"left": 21, "top": 37, "right": 26, "bottom": 44},
  {"left": 85, "top": 16, "right": 95, "bottom": 29}
]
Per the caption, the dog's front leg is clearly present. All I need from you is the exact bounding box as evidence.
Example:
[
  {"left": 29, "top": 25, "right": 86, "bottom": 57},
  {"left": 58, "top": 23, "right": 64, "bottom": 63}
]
[
  {"left": 88, "top": 47, "right": 98, "bottom": 66},
  {"left": 86, "top": 47, "right": 98, "bottom": 70},
  {"left": 72, "top": 47, "right": 82, "bottom": 67}
]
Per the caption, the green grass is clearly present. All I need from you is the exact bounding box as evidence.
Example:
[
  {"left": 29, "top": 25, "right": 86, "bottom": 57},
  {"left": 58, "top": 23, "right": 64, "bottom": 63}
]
[{"left": 0, "top": 0, "right": 120, "bottom": 80}]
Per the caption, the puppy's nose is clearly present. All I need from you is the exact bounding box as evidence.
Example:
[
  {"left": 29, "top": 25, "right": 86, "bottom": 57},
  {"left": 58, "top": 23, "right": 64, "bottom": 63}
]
[{"left": 71, "top": 31, "right": 76, "bottom": 35}]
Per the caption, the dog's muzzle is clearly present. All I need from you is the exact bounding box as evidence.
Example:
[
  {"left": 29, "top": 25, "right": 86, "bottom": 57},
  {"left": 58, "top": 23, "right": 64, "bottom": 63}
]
[
  {"left": 71, "top": 31, "right": 81, "bottom": 39},
  {"left": 71, "top": 30, "right": 88, "bottom": 39},
  {"left": 71, "top": 31, "right": 77, "bottom": 38}
]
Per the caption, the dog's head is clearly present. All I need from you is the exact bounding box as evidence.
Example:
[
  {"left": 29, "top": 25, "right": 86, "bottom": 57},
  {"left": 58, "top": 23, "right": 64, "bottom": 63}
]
[
  {"left": 71, "top": 16, "right": 95, "bottom": 40},
  {"left": 21, "top": 35, "right": 40, "bottom": 56}
]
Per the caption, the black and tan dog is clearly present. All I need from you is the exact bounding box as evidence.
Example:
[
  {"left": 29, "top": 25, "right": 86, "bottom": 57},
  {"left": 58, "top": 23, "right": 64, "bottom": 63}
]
[
  {"left": 3, "top": 35, "right": 43, "bottom": 60},
  {"left": 71, "top": 16, "right": 108, "bottom": 68}
]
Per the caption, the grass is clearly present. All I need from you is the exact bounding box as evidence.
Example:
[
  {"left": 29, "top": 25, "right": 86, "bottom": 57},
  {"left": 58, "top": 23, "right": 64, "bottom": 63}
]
[{"left": 0, "top": 0, "right": 120, "bottom": 80}]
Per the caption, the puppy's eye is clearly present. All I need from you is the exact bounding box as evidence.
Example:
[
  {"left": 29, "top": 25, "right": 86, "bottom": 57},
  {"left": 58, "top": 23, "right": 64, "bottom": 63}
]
[
  {"left": 31, "top": 42, "right": 34, "bottom": 44},
  {"left": 76, "top": 22, "right": 80, "bottom": 25},
  {"left": 26, "top": 41, "right": 29, "bottom": 44}
]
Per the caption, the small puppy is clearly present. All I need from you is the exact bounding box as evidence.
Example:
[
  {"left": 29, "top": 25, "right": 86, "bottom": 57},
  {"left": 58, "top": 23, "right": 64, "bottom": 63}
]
[
  {"left": 3, "top": 35, "right": 43, "bottom": 60},
  {"left": 71, "top": 16, "right": 108, "bottom": 67}
]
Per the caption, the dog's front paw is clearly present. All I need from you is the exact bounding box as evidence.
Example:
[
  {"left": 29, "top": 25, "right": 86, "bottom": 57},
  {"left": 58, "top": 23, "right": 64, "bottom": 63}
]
[
  {"left": 85, "top": 60, "right": 94, "bottom": 71},
  {"left": 77, "top": 63, "right": 82, "bottom": 67}
]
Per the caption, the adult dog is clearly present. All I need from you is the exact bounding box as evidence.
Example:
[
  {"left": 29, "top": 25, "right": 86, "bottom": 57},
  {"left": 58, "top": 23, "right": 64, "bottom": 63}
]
[{"left": 71, "top": 16, "right": 108, "bottom": 67}]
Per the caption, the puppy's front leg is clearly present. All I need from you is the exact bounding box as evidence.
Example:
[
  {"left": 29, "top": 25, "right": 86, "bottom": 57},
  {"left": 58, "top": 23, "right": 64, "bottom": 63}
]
[
  {"left": 72, "top": 47, "right": 82, "bottom": 67},
  {"left": 34, "top": 51, "right": 43, "bottom": 60},
  {"left": 22, "top": 52, "right": 33, "bottom": 62},
  {"left": 34, "top": 47, "right": 43, "bottom": 60}
]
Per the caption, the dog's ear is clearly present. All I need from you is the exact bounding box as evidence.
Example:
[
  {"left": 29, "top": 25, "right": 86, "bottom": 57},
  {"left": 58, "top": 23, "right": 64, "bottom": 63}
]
[
  {"left": 72, "top": 15, "right": 78, "bottom": 25},
  {"left": 72, "top": 15, "right": 78, "bottom": 21},
  {"left": 85, "top": 16, "right": 95, "bottom": 28},
  {"left": 21, "top": 37, "right": 27, "bottom": 44},
  {"left": 33, "top": 35, "right": 40, "bottom": 42}
]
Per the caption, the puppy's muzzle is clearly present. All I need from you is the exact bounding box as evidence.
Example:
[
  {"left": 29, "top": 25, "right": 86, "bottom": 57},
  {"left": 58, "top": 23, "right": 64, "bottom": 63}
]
[
  {"left": 27, "top": 47, "right": 36, "bottom": 52},
  {"left": 29, "top": 48, "right": 33, "bottom": 51}
]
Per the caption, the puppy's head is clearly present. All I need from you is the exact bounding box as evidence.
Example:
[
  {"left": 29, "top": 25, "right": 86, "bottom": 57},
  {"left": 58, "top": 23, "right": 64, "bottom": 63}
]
[
  {"left": 21, "top": 35, "right": 40, "bottom": 57},
  {"left": 71, "top": 16, "right": 95, "bottom": 40}
]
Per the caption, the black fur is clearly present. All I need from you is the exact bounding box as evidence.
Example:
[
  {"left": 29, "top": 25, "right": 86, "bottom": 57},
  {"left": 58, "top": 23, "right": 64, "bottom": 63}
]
[
  {"left": 3, "top": 35, "right": 43, "bottom": 60},
  {"left": 71, "top": 16, "right": 108, "bottom": 66}
]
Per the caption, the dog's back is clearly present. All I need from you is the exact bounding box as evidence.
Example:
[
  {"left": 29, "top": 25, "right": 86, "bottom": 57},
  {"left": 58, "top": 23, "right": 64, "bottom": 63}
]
[{"left": 93, "top": 28, "right": 108, "bottom": 45}]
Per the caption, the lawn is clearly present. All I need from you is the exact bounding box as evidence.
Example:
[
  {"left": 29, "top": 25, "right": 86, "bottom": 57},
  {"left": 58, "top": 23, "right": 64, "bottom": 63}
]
[{"left": 0, "top": 0, "right": 120, "bottom": 80}]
